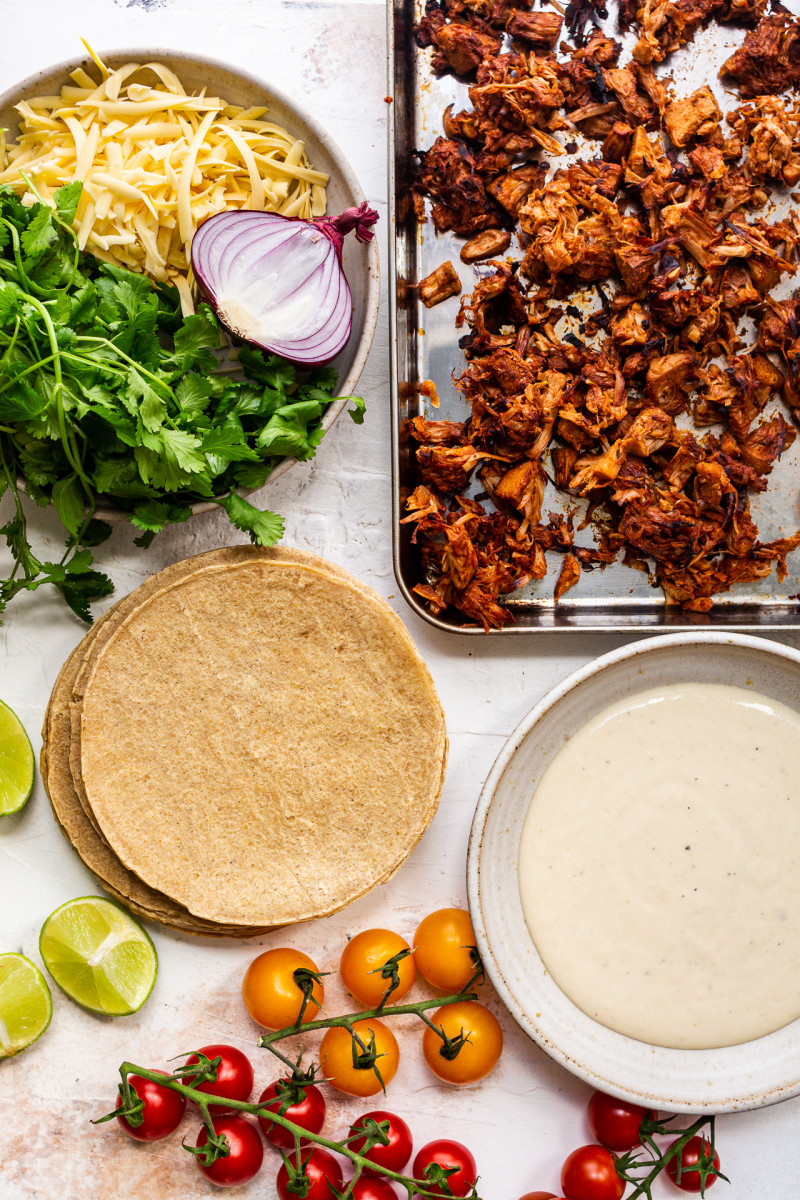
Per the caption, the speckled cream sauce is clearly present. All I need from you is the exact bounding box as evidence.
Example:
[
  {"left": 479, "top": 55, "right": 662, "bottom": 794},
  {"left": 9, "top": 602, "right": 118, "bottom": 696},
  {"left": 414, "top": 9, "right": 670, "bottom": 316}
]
[{"left": 518, "top": 682, "right": 800, "bottom": 1049}]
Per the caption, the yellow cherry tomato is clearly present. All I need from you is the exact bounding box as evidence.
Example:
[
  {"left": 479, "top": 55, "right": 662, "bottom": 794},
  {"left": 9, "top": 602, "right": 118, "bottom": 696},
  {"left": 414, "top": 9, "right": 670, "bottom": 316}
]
[
  {"left": 319, "top": 1018, "right": 399, "bottom": 1097},
  {"left": 422, "top": 1000, "right": 503, "bottom": 1085},
  {"left": 340, "top": 929, "right": 416, "bottom": 1006},
  {"left": 242, "top": 947, "right": 324, "bottom": 1030},
  {"left": 413, "top": 908, "right": 479, "bottom": 992}
]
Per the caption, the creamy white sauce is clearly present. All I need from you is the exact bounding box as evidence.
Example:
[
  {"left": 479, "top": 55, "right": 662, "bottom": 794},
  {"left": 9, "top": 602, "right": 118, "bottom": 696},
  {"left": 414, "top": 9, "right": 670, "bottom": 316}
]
[{"left": 518, "top": 682, "right": 800, "bottom": 1049}]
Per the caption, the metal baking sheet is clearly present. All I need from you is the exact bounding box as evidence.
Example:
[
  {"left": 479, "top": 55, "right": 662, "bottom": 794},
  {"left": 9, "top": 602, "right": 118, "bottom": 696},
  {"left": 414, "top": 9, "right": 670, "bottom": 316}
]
[{"left": 388, "top": 0, "right": 800, "bottom": 632}]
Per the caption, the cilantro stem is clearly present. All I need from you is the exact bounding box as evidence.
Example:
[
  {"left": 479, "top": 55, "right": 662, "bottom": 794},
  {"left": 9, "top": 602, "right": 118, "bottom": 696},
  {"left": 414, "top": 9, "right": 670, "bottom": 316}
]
[
  {"left": 0, "top": 316, "right": 21, "bottom": 371},
  {"left": 0, "top": 436, "right": 30, "bottom": 586},
  {"left": 0, "top": 350, "right": 64, "bottom": 395},
  {"left": 24, "top": 293, "right": 92, "bottom": 490},
  {"left": 75, "top": 336, "right": 177, "bottom": 401},
  {"left": 0, "top": 218, "right": 39, "bottom": 297}
]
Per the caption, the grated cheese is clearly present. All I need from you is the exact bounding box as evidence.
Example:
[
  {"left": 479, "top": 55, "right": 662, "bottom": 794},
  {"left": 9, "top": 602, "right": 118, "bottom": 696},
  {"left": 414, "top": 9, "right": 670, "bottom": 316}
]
[{"left": 0, "top": 46, "right": 329, "bottom": 312}]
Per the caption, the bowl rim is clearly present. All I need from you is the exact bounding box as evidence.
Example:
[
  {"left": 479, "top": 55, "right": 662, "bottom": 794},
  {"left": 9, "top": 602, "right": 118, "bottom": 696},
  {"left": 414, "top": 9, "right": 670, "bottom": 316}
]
[
  {"left": 0, "top": 47, "right": 380, "bottom": 520},
  {"left": 467, "top": 631, "right": 800, "bottom": 1113}
]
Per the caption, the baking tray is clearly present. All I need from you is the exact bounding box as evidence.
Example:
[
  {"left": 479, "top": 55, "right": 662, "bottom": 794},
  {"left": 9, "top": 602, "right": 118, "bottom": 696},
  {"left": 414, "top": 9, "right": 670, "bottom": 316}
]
[{"left": 387, "top": 0, "right": 800, "bottom": 632}]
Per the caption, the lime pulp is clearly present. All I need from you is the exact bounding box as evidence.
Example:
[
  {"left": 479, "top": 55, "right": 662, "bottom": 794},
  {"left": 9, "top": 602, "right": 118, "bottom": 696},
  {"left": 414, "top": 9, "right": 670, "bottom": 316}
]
[
  {"left": 0, "top": 953, "right": 52, "bottom": 1057},
  {"left": 0, "top": 698, "right": 34, "bottom": 816},
  {"left": 39, "top": 896, "right": 157, "bottom": 1016}
]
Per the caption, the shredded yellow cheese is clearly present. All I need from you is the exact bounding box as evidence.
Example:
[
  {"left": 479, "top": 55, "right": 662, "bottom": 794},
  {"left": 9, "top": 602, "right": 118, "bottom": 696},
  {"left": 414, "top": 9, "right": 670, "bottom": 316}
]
[{"left": 0, "top": 46, "right": 329, "bottom": 311}]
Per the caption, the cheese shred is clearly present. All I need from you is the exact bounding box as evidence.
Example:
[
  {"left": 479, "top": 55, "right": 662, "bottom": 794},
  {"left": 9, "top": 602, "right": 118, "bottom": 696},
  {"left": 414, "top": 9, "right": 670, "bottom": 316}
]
[{"left": 0, "top": 48, "right": 329, "bottom": 310}]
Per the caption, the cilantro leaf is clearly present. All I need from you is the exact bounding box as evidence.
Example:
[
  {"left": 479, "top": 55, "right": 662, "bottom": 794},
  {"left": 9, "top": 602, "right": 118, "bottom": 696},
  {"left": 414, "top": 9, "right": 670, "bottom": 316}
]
[
  {"left": 126, "top": 366, "right": 168, "bottom": 433},
  {"left": 1, "top": 513, "right": 41, "bottom": 579},
  {"left": 0, "top": 377, "right": 47, "bottom": 423},
  {"left": 218, "top": 491, "right": 284, "bottom": 546},
  {"left": 68, "top": 280, "right": 96, "bottom": 326},
  {"left": 51, "top": 474, "right": 85, "bottom": 537},
  {"left": 176, "top": 373, "right": 215, "bottom": 418},
  {"left": 346, "top": 396, "right": 366, "bottom": 425},
  {"left": 231, "top": 460, "right": 274, "bottom": 491},
  {"left": 255, "top": 399, "right": 327, "bottom": 459},
  {"left": 135, "top": 427, "right": 206, "bottom": 491},
  {"left": 21, "top": 207, "right": 57, "bottom": 259},
  {"left": 0, "top": 281, "right": 20, "bottom": 326},
  {"left": 130, "top": 500, "right": 172, "bottom": 534},
  {"left": 57, "top": 567, "right": 114, "bottom": 623},
  {"left": 54, "top": 182, "right": 83, "bottom": 225},
  {"left": 202, "top": 420, "right": 260, "bottom": 463},
  {"left": 93, "top": 455, "right": 159, "bottom": 499},
  {"left": 130, "top": 499, "right": 190, "bottom": 534},
  {"left": 169, "top": 305, "right": 219, "bottom": 374},
  {"left": 79, "top": 518, "right": 113, "bottom": 547}
]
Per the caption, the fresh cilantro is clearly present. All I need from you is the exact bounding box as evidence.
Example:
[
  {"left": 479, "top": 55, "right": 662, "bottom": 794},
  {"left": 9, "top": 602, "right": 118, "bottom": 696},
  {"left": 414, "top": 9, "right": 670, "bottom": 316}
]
[
  {"left": 130, "top": 499, "right": 190, "bottom": 534},
  {"left": 51, "top": 474, "right": 85, "bottom": 537},
  {"left": 0, "top": 186, "right": 364, "bottom": 622},
  {"left": 175, "top": 373, "right": 216, "bottom": 417},
  {"left": 126, "top": 366, "right": 168, "bottom": 433},
  {"left": 54, "top": 182, "right": 83, "bottom": 225},
  {"left": 346, "top": 396, "right": 366, "bottom": 425},
  {"left": 21, "top": 207, "right": 57, "bottom": 259},
  {"left": 218, "top": 491, "right": 285, "bottom": 546}
]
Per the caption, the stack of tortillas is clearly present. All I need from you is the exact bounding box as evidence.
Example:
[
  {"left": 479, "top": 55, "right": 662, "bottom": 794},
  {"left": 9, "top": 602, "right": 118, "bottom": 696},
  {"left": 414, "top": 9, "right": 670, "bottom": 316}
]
[{"left": 41, "top": 546, "right": 447, "bottom": 937}]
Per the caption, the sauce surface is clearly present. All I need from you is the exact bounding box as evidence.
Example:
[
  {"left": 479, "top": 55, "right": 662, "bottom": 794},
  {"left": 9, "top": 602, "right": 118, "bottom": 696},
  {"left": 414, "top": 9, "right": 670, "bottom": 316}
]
[{"left": 518, "top": 682, "right": 800, "bottom": 1049}]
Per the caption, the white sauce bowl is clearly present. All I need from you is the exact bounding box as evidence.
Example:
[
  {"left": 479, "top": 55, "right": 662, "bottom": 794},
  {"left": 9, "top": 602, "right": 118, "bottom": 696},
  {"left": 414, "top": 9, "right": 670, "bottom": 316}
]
[{"left": 467, "top": 632, "right": 800, "bottom": 1112}]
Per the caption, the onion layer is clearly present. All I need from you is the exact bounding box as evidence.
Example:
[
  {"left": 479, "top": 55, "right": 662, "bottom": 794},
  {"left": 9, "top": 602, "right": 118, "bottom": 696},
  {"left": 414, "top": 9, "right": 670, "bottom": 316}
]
[{"left": 190, "top": 203, "right": 378, "bottom": 368}]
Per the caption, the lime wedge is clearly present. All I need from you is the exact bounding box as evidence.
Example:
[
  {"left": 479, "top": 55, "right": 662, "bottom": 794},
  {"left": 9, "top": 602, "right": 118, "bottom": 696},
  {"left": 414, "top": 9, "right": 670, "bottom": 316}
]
[
  {"left": 0, "top": 698, "right": 34, "bottom": 816},
  {"left": 0, "top": 953, "right": 52, "bottom": 1057},
  {"left": 39, "top": 896, "right": 157, "bottom": 1016}
]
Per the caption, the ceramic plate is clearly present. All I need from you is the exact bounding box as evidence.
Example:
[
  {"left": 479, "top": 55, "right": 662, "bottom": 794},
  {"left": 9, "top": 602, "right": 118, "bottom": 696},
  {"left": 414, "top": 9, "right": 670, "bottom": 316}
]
[
  {"left": 467, "top": 632, "right": 800, "bottom": 1112},
  {"left": 0, "top": 49, "right": 380, "bottom": 517}
]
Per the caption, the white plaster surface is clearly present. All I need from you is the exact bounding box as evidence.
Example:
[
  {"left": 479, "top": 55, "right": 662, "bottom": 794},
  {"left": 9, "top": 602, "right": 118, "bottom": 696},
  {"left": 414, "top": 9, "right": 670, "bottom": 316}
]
[{"left": 0, "top": 0, "right": 798, "bottom": 1196}]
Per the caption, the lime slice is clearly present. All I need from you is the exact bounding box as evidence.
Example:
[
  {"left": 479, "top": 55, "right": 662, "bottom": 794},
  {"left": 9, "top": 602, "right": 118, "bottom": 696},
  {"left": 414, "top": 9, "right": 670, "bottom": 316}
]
[
  {"left": 39, "top": 896, "right": 157, "bottom": 1016},
  {"left": 0, "top": 953, "right": 52, "bottom": 1057},
  {"left": 0, "top": 698, "right": 34, "bottom": 816}
]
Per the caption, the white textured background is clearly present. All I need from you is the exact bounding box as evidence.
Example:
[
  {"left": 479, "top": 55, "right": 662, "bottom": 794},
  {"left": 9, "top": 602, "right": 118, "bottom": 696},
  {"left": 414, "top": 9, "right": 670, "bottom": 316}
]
[{"left": 0, "top": 0, "right": 799, "bottom": 1196}]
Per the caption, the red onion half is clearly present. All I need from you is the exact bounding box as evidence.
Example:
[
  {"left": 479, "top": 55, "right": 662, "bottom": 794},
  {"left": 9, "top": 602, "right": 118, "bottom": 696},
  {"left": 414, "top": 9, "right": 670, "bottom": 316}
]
[{"left": 190, "top": 203, "right": 378, "bottom": 368}]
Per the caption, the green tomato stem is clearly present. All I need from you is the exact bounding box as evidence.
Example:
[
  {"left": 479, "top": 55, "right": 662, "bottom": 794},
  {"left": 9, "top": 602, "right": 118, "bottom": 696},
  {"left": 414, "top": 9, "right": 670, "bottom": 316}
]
[
  {"left": 258, "top": 989, "right": 478, "bottom": 1049},
  {"left": 618, "top": 1113, "right": 726, "bottom": 1199},
  {"left": 112, "top": 1061, "right": 481, "bottom": 1200}
]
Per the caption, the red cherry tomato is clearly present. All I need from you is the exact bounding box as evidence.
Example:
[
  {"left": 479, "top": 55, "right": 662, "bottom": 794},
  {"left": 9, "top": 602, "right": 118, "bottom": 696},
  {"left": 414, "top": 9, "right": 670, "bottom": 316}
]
[
  {"left": 350, "top": 1178, "right": 400, "bottom": 1200},
  {"left": 184, "top": 1044, "right": 254, "bottom": 1110},
  {"left": 195, "top": 1115, "right": 264, "bottom": 1187},
  {"left": 587, "top": 1091, "right": 649, "bottom": 1152},
  {"left": 348, "top": 1110, "right": 413, "bottom": 1175},
  {"left": 277, "top": 1147, "right": 344, "bottom": 1200},
  {"left": 666, "top": 1137, "right": 721, "bottom": 1192},
  {"left": 115, "top": 1072, "right": 186, "bottom": 1141},
  {"left": 518, "top": 1194, "right": 560, "bottom": 1200},
  {"left": 413, "top": 1140, "right": 477, "bottom": 1198},
  {"left": 256, "top": 1078, "right": 326, "bottom": 1150},
  {"left": 561, "top": 1145, "right": 624, "bottom": 1200}
]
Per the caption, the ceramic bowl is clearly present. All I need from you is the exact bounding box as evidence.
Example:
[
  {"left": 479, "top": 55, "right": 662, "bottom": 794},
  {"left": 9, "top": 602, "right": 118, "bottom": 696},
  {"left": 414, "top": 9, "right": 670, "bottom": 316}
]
[
  {"left": 0, "top": 49, "right": 380, "bottom": 519},
  {"left": 467, "top": 632, "right": 800, "bottom": 1113}
]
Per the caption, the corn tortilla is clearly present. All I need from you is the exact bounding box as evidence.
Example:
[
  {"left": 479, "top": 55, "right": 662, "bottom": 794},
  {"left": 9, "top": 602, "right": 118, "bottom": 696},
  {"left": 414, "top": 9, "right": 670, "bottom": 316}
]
[
  {"left": 67, "top": 547, "right": 382, "bottom": 842},
  {"left": 76, "top": 548, "right": 447, "bottom": 926},
  {"left": 42, "top": 612, "right": 270, "bottom": 937}
]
